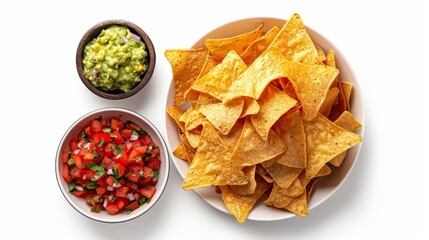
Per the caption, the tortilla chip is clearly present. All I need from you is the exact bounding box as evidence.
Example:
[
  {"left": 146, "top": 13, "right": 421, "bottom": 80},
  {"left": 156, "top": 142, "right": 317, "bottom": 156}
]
[
  {"left": 166, "top": 106, "right": 186, "bottom": 133},
  {"left": 184, "top": 54, "right": 219, "bottom": 102},
  {"left": 191, "top": 50, "right": 248, "bottom": 101},
  {"left": 231, "top": 117, "right": 286, "bottom": 167},
  {"left": 329, "top": 111, "right": 362, "bottom": 167},
  {"left": 184, "top": 108, "right": 205, "bottom": 131},
  {"left": 199, "top": 98, "right": 244, "bottom": 135},
  {"left": 261, "top": 160, "right": 302, "bottom": 189},
  {"left": 219, "top": 118, "right": 245, "bottom": 151},
  {"left": 184, "top": 126, "right": 201, "bottom": 149},
  {"left": 255, "top": 164, "right": 273, "bottom": 183},
  {"left": 298, "top": 164, "right": 331, "bottom": 188},
  {"left": 285, "top": 192, "right": 307, "bottom": 217},
  {"left": 240, "top": 97, "right": 260, "bottom": 118},
  {"left": 285, "top": 61, "right": 339, "bottom": 121},
  {"left": 223, "top": 48, "right": 289, "bottom": 104},
  {"left": 264, "top": 183, "right": 295, "bottom": 208},
  {"left": 205, "top": 24, "right": 264, "bottom": 61},
  {"left": 278, "top": 77, "right": 299, "bottom": 100},
  {"left": 271, "top": 109, "right": 307, "bottom": 168},
  {"left": 341, "top": 81, "right": 353, "bottom": 110},
  {"left": 240, "top": 26, "right": 281, "bottom": 66},
  {"left": 172, "top": 143, "right": 187, "bottom": 161},
  {"left": 304, "top": 113, "right": 362, "bottom": 179},
  {"left": 251, "top": 84, "right": 297, "bottom": 140},
  {"left": 182, "top": 122, "right": 248, "bottom": 190},
  {"left": 267, "top": 13, "right": 320, "bottom": 65},
  {"left": 165, "top": 48, "right": 208, "bottom": 106},
  {"left": 319, "top": 87, "right": 340, "bottom": 117},
  {"left": 179, "top": 134, "right": 196, "bottom": 164},
  {"left": 305, "top": 177, "right": 319, "bottom": 201},
  {"left": 315, "top": 44, "right": 326, "bottom": 62},
  {"left": 230, "top": 165, "right": 257, "bottom": 195},
  {"left": 220, "top": 174, "right": 271, "bottom": 224},
  {"left": 284, "top": 178, "right": 304, "bottom": 197}
]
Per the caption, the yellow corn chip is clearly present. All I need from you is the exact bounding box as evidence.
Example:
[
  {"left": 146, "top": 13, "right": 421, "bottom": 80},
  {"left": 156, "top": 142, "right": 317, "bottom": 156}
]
[
  {"left": 220, "top": 174, "right": 271, "bottom": 224},
  {"left": 199, "top": 98, "right": 244, "bottom": 135},
  {"left": 271, "top": 109, "right": 307, "bottom": 168},
  {"left": 165, "top": 48, "right": 208, "bottom": 106},
  {"left": 166, "top": 106, "right": 186, "bottom": 133},
  {"left": 172, "top": 143, "right": 187, "bottom": 161},
  {"left": 304, "top": 113, "right": 362, "bottom": 179},
  {"left": 251, "top": 84, "right": 297, "bottom": 140},
  {"left": 231, "top": 117, "right": 286, "bottom": 167},
  {"left": 285, "top": 192, "right": 307, "bottom": 217},
  {"left": 240, "top": 26, "right": 281, "bottom": 66},
  {"left": 182, "top": 122, "right": 248, "bottom": 190},
  {"left": 230, "top": 165, "right": 257, "bottom": 195},
  {"left": 320, "top": 87, "right": 340, "bottom": 117},
  {"left": 261, "top": 160, "right": 302, "bottom": 189},
  {"left": 205, "top": 24, "right": 264, "bottom": 61}
]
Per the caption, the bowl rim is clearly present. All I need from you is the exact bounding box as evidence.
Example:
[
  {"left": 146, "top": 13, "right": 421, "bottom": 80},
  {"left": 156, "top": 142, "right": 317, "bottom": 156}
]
[
  {"left": 76, "top": 19, "right": 156, "bottom": 100},
  {"left": 55, "top": 107, "right": 170, "bottom": 223}
]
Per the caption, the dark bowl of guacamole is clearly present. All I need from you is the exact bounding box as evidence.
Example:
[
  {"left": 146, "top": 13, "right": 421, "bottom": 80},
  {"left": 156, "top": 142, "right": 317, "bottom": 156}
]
[{"left": 76, "top": 19, "right": 156, "bottom": 100}]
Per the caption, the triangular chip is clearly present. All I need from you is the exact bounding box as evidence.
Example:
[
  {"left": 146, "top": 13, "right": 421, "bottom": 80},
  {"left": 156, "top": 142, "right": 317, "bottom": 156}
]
[
  {"left": 240, "top": 97, "right": 260, "bottom": 118},
  {"left": 191, "top": 50, "right": 248, "bottom": 101},
  {"left": 264, "top": 182, "right": 295, "bottom": 208},
  {"left": 182, "top": 122, "right": 248, "bottom": 190},
  {"left": 231, "top": 117, "right": 286, "bottom": 167},
  {"left": 223, "top": 48, "right": 289, "bottom": 104},
  {"left": 179, "top": 134, "right": 196, "bottom": 164},
  {"left": 220, "top": 174, "right": 271, "bottom": 224},
  {"left": 240, "top": 26, "right": 281, "bottom": 66},
  {"left": 285, "top": 192, "right": 308, "bottom": 217},
  {"left": 219, "top": 118, "right": 245, "bottom": 151},
  {"left": 165, "top": 48, "right": 208, "bottom": 106},
  {"left": 271, "top": 109, "right": 307, "bottom": 168},
  {"left": 199, "top": 98, "right": 244, "bottom": 135},
  {"left": 267, "top": 13, "right": 320, "bottom": 65},
  {"left": 166, "top": 106, "right": 186, "bottom": 133},
  {"left": 230, "top": 165, "right": 257, "bottom": 196},
  {"left": 205, "top": 24, "right": 264, "bottom": 61},
  {"left": 285, "top": 61, "right": 339, "bottom": 121},
  {"left": 172, "top": 143, "right": 187, "bottom": 161},
  {"left": 304, "top": 113, "right": 362, "bottom": 179},
  {"left": 260, "top": 159, "right": 302, "bottom": 189},
  {"left": 319, "top": 87, "right": 340, "bottom": 117},
  {"left": 329, "top": 111, "right": 362, "bottom": 167},
  {"left": 251, "top": 84, "right": 297, "bottom": 140}
]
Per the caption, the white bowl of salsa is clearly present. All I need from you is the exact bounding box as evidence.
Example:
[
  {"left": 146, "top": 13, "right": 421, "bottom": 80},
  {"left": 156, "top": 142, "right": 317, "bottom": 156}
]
[{"left": 55, "top": 107, "right": 170, "bottom": 223}]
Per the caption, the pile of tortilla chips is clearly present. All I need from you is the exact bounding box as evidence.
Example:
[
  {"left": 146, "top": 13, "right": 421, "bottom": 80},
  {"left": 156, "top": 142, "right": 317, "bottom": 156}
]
[{"left": 165, "top": 13, "right": 362, "bottom": 224}]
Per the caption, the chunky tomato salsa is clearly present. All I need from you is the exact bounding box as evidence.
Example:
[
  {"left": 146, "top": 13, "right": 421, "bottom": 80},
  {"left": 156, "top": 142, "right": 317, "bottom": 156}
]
[{"left": 61, "top": 116, "right": 161, "bottom": 215}]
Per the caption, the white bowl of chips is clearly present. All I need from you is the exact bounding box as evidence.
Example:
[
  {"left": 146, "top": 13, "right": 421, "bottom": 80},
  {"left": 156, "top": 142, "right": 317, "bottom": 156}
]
[{"left": 164, "top": 13, "right": 364, "bottom": 223}]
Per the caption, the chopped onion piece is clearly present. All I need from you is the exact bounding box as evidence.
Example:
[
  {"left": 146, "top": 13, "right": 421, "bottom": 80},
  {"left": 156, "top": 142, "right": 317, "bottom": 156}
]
[
  {"left": 91, "top": 174, "right": 100, "bottom": 181},
  {"left": 107, "top": 186, "right": 114, "bottom": 191},
  {"left": 113, "top": 182, "right": 121, "bottom": 188},
  {"left": 75, "top": 185, "right": 84, "bottom": 191},
  {"left": 120, "top": 34, "right": 128, "bottom": 43},
  {"left": 130, "top": 134, "right": 139, "bottom": 141},
  {"left": 93, "top": 70, "right": 100, "bottom": 78},
  {"left": 106, "top": 168, "right": 114, "bottom": 175},
  {"left": 73, "top": 149, "right": 80, "bottom": 155},
  {"left": 131, "top": 33, "right": 141, "bottom": 42},
  {"left": 127, "top": 193, "right": 135, "bottom": 201},
  {"left": 84, "top": 142, "right": 91, "bottom": 149},
  {"left": 103, "top": 200, "right": 108, "bottom": 208}
]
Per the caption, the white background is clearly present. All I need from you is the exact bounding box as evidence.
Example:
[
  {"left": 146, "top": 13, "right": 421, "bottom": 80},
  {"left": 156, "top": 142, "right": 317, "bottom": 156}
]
[{"left": 0, "top": 0, "right": 427, "bottom": 239}]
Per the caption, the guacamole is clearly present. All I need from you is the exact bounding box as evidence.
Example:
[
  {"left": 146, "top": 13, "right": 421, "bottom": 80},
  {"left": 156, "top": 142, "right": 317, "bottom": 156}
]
[{"left": 83, "top": 25, "right": 148, "bottom": 93}]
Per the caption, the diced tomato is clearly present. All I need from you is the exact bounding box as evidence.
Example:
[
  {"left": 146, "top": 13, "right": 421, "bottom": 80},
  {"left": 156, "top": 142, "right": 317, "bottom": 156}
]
[
  {"left": 146, "top": 157, "right": 160, "bottom": 170},
  {"left": 85, "top": 196, "right": 96, "bottom": 206},
  {"left": 110, "top": 117, "right": 124, "bottom": 131},
  {"left": 127, "top": 173, "right": 140, "bottom": 183},
  {"left": 69, "top": 139, "right": 79, "bottom": 151},
  {"left": 127, "top": 121, "right": 143, "bottom": 131},
  {"left": 122, "top": 129, "right": 132, "bottom": 138},
  {"left": 104, "top": 143, "right": 115, "bottom": 157},
  {"left": 138, "top": 177, "right": 152, "bottom": 185},
  {"left": 151, "top": 147, "right": 160, "bottom": 157},
  {"left": 116, "top": 186, "right": 129, "bottom": 198},
  {"left": 62, "top": 150, "right": 72, "bottom": 163},
  {"left": 70, "top": 167, "right": 81, "bottom": 179},
  {"left": 96, "top": 186, "right": 106, "bottom": 196},
  {"left": 115, "top": 163, "right": 125, "bottom": 177},
  {"left": 116, "top": 152, "right": 130, "bottom": 167},
  {"left": 105, "top": 176, "right": 115, "bottom": 187},
  {"left": 72, "top": 189, "right": 85, "bottom": 197},
  {"left": 105, "top": 203, "right": 120, "bottom": 215},
  {"left": 72, "top": 155, "right": 84, "bottom": 169},
  {"left": 93, "top": 133, "right": 112, "bottom": 145},
  {"left": 125, "top": 201, "right": 139, "bottom": 213},
  {"left": 101, "top": 156, "right": 113, "bottom": 166},
  {"left": 140, "top": 186, "right": 156, "bottom": 199},
  {"left": 83, "top": 125, "right": 91, "bottom": 137},
  {"left": 141, "top": 166, "right": 153, "bottom": 178},
  {"left": 141, "top": 135, "right": 156, "bottom": 146},
  {"left": 62, "top": 164, "right": 71, "bottom": 183},
  {"left": 90, "top": 119, "right": 103, "bottom": 134},
  {"left": 116, "top": 198, "right": 128, "bottom": 209},
  {"left": 112, "top": 134, "right": 124, "bottom": 145},
  {"left": 81, "top": 169, "right": 95, "bottom": 180}
]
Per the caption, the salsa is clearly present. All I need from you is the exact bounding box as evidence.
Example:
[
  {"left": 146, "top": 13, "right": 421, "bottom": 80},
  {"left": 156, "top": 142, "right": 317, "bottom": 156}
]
[
  {"left": 83, "top": 25, "right": 148, "bottom": 93},
  {"left": 61, "top": 116, "right": 161, "bottom": 215}
]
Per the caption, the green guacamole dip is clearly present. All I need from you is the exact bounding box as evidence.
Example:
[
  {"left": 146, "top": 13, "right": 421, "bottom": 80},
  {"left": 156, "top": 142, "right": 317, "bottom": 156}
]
[{"left": 83, "top": 25, "right": 148, "bottom": 93}]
